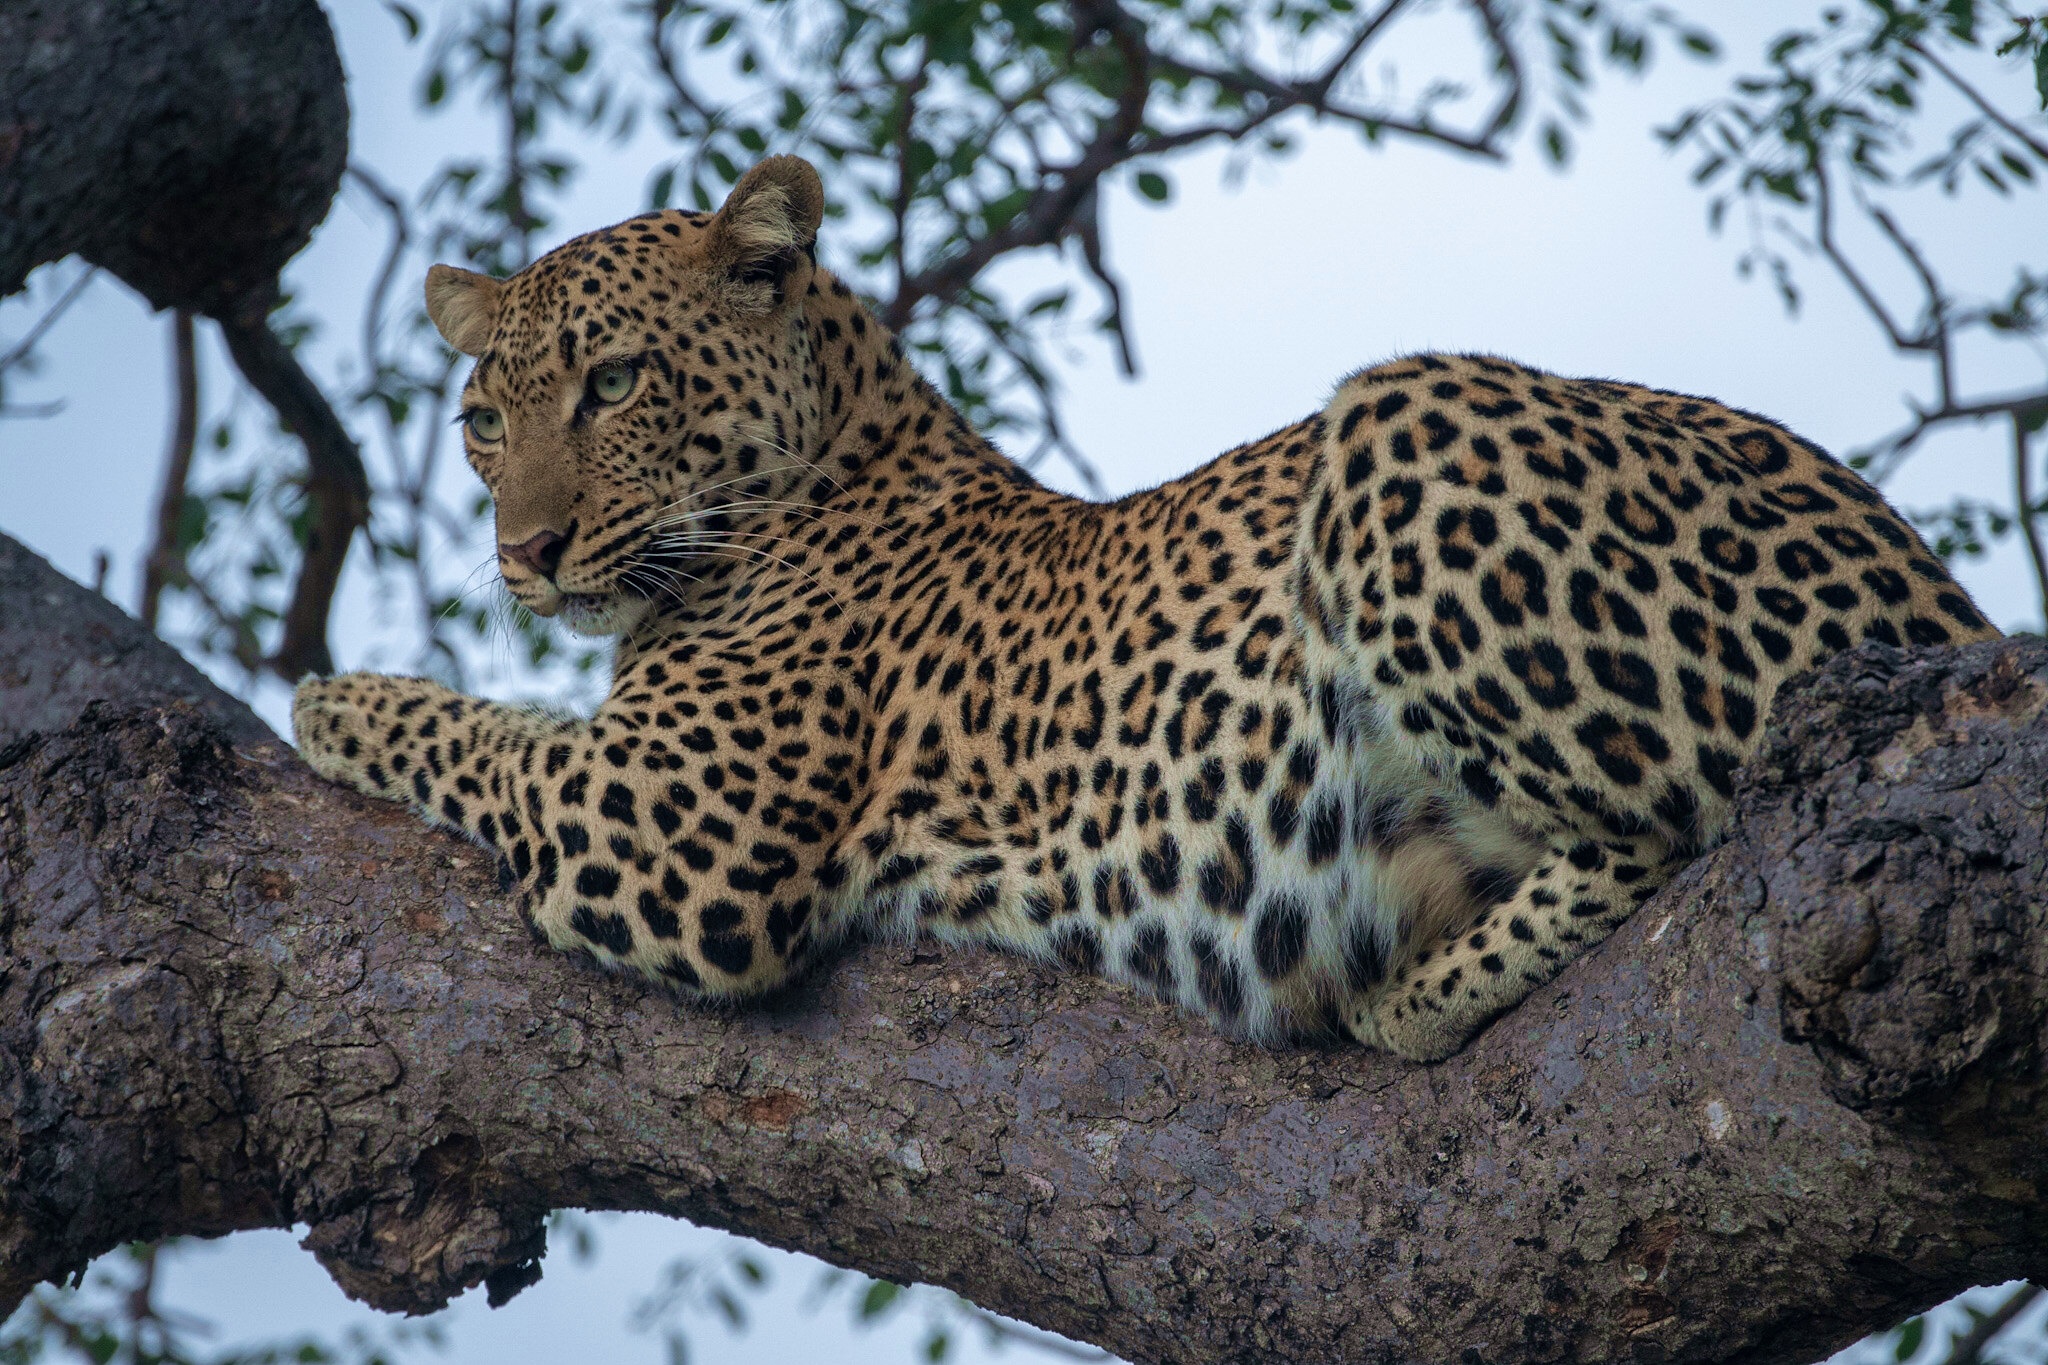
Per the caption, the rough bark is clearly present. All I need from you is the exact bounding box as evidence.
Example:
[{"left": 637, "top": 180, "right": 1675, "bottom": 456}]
[
  {"left": 0, "top": 0, "right": 347, "bottom": 318},
  {"left": 1, "top": 528, "right": 2045, "bottom": 1365}
]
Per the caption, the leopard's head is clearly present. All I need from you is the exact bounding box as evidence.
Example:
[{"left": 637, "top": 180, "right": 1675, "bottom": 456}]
[{"left": 425, "top": 156, "right": 829, "bottom": 635}]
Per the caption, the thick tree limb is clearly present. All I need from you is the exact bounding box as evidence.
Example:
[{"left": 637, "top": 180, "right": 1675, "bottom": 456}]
[
  {"left": 2, "top": 530, "right": 2046, "bottom": 1364},
  {"left": 0, "top": 0, "right": 346, "bottom": 317}
]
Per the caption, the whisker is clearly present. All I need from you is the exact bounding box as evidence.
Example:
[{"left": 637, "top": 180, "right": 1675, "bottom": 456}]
[{"left": 656, "top": 537, "right": 847, "bottom": 614}]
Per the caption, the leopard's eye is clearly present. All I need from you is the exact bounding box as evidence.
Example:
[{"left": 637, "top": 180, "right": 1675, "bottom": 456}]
[
  {"left": 589, "top": 360, "right": 636, "bottom": 405},
  {"left": 466, "top": 407, "right": 505, "bottom": 442}
]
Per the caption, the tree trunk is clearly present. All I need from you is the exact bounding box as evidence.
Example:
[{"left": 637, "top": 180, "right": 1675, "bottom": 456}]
[{"left": 1, "top": 530, "right": 2044, "bottom": 1364}]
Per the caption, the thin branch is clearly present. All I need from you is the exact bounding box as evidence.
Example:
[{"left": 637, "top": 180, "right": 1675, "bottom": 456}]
[
  {"left": 1142, "top": 51, "right": 1513, "bottom": 161},
  {"left": 1811, "top": 160, "right": 1926, "bottom": 355},
  {"left": 1868, "top": 198, "right": 1956, "bottom": 406},
  {"left": 1466, "top": 0, "right": 1525, "bottom": 148},
  {"left": 2014, "top": 415, "right": 2048, "bottom": 625},
  {"left": 883, "top": 0, "right": 1152, "bottom": 329},
  {"left": 1309, "top": 0, "right": 1414, "bottom": 101},
  {"left": 0, "top": 399, "right": 66, "bottom": 420},
  {"left": 502, "top": 0, "right": 537, "bottom": 269},
  {"left": 217, "top": 315, "right": 371, "bottom": 680},
  {"left": 1905, "top": 37, "right": 2048, "bottom": 163},
  {"left": 0, "top": 266, "right": 97, "bottom": 373},
  {"left": 1935, "top": 1282, "right": 2044, "bottom": 1365},
  {"left": 140, "top": 310, "right": 200, "bottom": 631},
  {"left": 1070, "top": 185, "right": 1137, "bottom": 377},
  {"left": 891, "top": 44, "right": 929, "bottom": 304},
  {"left": 347, "top": 164, "right": 412, "bottom": 391},
  {"left": 1860, "top": 383, "right": 2048, "bottom": 482}
]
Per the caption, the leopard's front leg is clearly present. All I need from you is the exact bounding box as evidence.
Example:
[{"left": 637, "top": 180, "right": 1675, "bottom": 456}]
[{"left": 292, "top": 672, "right": 811, "bottom": 998}]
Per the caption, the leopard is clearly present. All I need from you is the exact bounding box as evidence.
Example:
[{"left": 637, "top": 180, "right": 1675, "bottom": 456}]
[{"left": 292, "top": 154, "right": 1999, "bottom": 1062}]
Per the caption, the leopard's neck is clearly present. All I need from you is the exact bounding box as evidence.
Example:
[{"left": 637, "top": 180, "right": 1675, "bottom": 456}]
[{"left": 616, "top": 270, "right": 1062, "bottom": 659}]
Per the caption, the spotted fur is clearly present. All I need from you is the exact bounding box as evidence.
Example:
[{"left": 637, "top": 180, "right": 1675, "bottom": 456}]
[{"left": 293, "top": 156, "right": 1998, "bottom": 1061}]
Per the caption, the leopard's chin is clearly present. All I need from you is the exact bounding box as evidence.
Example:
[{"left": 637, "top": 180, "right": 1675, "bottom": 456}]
[
  {"left": 518, "top": 582, "right": 650, "bottom": 637},
  {"left": 559, "top": 592, "right": 650, "bottom": 637}
]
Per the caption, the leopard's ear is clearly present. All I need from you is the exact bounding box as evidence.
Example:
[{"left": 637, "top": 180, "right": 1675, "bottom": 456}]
[
  {"left": 425, "top": 264, "right": 504, "bottom": 356},
  {"left": 705, "top": 155, "right": 824, "bottom": 308}
]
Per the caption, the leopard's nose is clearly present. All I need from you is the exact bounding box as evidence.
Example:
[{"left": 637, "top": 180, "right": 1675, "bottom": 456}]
[{"left": 502, "top": 529, "right": 568, "bottom": 580}]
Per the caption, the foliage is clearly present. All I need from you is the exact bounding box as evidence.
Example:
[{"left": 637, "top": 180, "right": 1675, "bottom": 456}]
[
  {"left": 1662, "top": 0, "right": 2048, "bottom": 619},
  {"left": 9, "top": 0, "right": 1706, "bottom": 693},
  {"left": 0, "top": 1242, "right": 442, "bottom": 1365}
]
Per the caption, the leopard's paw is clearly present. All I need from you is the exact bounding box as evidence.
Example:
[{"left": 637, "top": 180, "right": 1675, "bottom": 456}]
[
  {"left": 1346, "top": 991, "right": 1473, "bottom": 1064},
  {"left": 291, "top": 673, "right": 400, "bottom": 800}
]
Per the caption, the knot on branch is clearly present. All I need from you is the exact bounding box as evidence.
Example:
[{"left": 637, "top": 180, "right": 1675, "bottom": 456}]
[
  {"left": 0, "top": 699, "right": 242, "bottom": 870},
  {"left": 1742, "top": 640, "right": 2048, "bottom": 1129},
  {"left": 300, "top": 1134, "right": 547, "bottom": 1315}
]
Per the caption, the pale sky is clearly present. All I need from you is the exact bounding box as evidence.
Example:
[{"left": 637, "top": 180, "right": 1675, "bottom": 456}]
[{"left": 2, "top": 1, "right": 2043, "bottom": 1361}]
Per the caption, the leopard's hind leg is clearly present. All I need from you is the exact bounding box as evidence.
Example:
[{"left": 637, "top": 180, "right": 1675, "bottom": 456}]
[{"left": 1347, "top": 831, "right": 1678, "bottom": 1060}]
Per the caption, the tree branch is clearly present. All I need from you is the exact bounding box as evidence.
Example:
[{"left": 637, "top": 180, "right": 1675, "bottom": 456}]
[
  {"left": 5, "top": 530, "right": 2048, "bottom": 1360},
  {"left": 216, "top": 316, "right": 371, "bottom": 682},
  {"left": 1935, "top": 1282, "right": 2044, "bottom": 1365},
  {"left": 1903, "top": 37, "right": 2048, "bottom": 165},
  {"left": 140, "top": 310, "right": 200, "bottom": 631},
  {"left": 2013, "top": 415, "right": 2048, "bottom": 623}
]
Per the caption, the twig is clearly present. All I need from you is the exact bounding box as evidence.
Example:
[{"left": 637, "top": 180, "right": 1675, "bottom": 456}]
[
  {"left": 1935, "top": 1282, "right": 2043, "bottom": 1365},
  {"left": 1812, "top": 162, "right": 1924, "bottom": 356},
  {"left": 1869, "top": 200, "right": 1956, "bottom": 405},
  {"left": 217, "top": 315, "right": 371, "bottom": 680},
  {"left": 1069, "top": 184, "right": 1137, "bottom": 377},
  {"left": 502, "top": 0, "right": 537, "bottom": 269},
  {"left": 1905, "top": 37, "right": 2048, "bottom": 164},
  {"left": 2015, "top": 415, "right": 2048, "bottom": 626},
  {"left": 0, "top": 266, "right": 97, "bottom": 373},
  {"left": 891, "top": 43, "right": 928, "bottom": 302},
  {"left": 1858, "top": 383, "right": 2048, "bottom": 482},
  {"left": 883, "top": 0, "right": 1152, "bottom": 330},
  {"left": 0, "top": 268, "right": 96, "bottom": 371},
  {"left": 347, "top": 165, "right": 411, "bottom": 386},
  {"left": 141, "top": 310, "right": 200, "bottom": 631},
  {"left": 1310, "top": 0, "right": 1414, "bottom": 101}
]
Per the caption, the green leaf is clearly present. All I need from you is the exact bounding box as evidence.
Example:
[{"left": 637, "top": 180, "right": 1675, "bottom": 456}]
[
  {"left": 1541, "top": 121, "right": 1570, "bottom": 165},
  {"left": 650, "top": 166, "right": 676, "bottom": 209},
  {"left": 1135, "top": 170, "right": 1171, "bottom": 202},
  {"left": 1893, "top": 1313, "right": 1924, "bottom": 1360},
  {"left": 858, "top": 1278, "right": 903, "bottom": 1320},
  {"left": 383, "top": 2, "right": 422, "bottom": 41},
  {"left": 424, "top": 68, "right": 447, "bottom": 107},
  {"left": 175, "top": 493, "right": 210, "bottom": 553}
]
